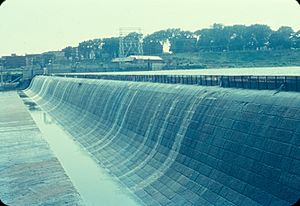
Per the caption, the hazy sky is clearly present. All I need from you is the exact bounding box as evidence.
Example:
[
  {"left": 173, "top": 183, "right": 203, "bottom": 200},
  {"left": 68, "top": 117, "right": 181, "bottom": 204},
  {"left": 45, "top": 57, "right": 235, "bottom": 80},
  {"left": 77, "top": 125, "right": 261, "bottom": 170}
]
[{"left": 0, "top": 0, "right": 299, "bottom": 56}]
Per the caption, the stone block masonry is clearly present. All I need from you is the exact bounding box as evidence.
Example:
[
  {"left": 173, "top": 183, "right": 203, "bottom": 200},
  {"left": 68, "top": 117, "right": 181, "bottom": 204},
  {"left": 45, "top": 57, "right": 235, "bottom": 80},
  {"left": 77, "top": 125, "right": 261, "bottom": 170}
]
[
  {"left": 0, "top": 92, "right": 83, "bottom": 206},
  {"left": 25, "top": 76, "right": 300, "bottom": 206}
]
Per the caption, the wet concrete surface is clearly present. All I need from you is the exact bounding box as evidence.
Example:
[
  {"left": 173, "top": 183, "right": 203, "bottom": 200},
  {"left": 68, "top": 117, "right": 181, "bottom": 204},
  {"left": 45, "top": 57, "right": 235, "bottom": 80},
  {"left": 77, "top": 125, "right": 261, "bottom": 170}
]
[
  {"left": 27, "top": 102, "right": 141, "bottom": 206},
  {"left": 0, "top": 91, "right": 83, "bottom": 206},
  {"left": 17, "top": 90, "right": 141, "bottom": 206},
  {"left": 25, "top": 76, "right": 300, "bottom": 206}
]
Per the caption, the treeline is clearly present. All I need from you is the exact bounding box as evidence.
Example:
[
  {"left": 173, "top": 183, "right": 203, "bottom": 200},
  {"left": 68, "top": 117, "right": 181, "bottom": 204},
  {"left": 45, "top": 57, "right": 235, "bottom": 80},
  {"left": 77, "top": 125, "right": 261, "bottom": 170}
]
[{"left": 62, "top": 24, "right": 300, "bottom": 62}]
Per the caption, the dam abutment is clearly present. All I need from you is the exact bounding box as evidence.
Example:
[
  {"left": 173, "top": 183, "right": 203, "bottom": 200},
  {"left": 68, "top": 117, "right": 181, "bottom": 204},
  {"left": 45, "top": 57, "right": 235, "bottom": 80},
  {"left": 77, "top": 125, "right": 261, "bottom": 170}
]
[{"left": 25, "top": 75, "right": 300, "bottom": 206}]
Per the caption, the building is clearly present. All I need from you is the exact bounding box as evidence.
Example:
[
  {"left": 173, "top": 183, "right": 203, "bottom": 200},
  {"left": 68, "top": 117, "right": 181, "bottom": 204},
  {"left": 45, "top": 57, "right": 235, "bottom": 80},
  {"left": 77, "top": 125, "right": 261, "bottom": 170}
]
[
  {"left": 2, "top": 54, "right": 26, "bottom": 69},
  {"left": 112, "top": 55, "right": 164, "bottom": 70}
]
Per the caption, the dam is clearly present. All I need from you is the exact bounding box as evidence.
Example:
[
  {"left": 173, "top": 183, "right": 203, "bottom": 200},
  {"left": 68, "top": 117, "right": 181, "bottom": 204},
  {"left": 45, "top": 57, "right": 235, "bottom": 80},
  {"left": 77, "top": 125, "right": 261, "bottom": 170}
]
[{"left": 2, "top": 68, "right": 300, "bottom": 205}]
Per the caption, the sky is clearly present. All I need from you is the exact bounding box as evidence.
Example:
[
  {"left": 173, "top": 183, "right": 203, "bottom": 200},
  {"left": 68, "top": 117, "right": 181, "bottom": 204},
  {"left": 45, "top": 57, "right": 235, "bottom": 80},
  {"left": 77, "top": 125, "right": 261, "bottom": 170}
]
[{"left": 0, "top": 0, "right": 299, "bottom": 56}]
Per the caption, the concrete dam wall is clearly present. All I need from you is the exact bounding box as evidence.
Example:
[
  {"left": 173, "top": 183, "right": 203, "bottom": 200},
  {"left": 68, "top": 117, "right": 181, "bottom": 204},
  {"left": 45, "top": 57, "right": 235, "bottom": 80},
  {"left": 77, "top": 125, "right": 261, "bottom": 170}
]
[{"left": 25, "top": 76, "right": 300, "bottom": 206}]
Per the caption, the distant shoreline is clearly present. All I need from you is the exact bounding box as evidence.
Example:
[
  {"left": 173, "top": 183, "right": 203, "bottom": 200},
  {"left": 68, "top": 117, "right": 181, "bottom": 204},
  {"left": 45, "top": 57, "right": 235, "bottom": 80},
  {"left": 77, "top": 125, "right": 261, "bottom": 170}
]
[{"left": 162, "top": 49, "right": 300, "bottom": 70}]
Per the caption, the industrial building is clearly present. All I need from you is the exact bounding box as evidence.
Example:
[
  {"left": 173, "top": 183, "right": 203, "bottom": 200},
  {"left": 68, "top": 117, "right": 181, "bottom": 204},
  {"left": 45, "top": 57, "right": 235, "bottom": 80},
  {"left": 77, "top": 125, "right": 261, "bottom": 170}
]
[{"left": 112, "top": 55, "right": 164, "bottom": 70}]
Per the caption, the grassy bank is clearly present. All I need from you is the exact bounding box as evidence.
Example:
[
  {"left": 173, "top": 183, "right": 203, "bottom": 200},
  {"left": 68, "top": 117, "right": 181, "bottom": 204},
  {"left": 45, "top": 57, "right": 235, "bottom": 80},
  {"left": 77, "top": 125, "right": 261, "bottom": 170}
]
[{"left": 162, "top": 49, "right": 300, "bottom": 69}]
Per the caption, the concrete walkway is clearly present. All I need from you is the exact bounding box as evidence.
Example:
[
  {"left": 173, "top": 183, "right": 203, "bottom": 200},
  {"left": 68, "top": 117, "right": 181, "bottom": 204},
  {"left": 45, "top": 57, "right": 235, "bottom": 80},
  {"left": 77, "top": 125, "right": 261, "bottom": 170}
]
[{"left": 0, "top": 92, "right": 83, "bottom": 206}]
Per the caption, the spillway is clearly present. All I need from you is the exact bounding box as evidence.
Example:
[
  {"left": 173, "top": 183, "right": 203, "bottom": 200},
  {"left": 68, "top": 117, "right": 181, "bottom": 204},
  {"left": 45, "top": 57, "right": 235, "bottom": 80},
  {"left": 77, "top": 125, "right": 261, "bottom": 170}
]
[{"left": 24, "top": 75, "right": 300, "bottom": 206}]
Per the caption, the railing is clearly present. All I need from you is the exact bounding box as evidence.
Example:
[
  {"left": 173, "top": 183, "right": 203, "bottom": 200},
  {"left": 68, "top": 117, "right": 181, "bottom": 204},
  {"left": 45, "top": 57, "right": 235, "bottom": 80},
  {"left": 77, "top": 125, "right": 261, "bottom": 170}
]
[{"left": 53, "top": 74, "right": 300, "bottom": 92}]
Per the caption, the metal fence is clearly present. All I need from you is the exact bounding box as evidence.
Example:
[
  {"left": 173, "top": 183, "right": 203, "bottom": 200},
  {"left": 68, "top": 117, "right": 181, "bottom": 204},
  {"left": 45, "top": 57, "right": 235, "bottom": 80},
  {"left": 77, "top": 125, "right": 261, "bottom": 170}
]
[{"left": 54, "top": 74, "right": 300, "bottom": 92}]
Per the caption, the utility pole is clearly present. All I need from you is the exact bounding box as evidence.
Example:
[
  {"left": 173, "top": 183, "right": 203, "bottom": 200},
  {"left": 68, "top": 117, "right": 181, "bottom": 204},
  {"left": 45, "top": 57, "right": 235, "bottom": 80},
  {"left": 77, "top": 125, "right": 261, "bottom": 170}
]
[
  {"left": 0, "top": 65, "right": 4, "bottom": 87},
  {"left": 47, "top": 59, "right": 52, "bottom": 75},
  {"left": 30, "top": 58, "right": 34, "bottom": 79},
  {"left": 119, "top": 27, "right": 143, "bottom": 57},
  {"left": 118, "top": 27, "right": 143, "bottom": 69}
]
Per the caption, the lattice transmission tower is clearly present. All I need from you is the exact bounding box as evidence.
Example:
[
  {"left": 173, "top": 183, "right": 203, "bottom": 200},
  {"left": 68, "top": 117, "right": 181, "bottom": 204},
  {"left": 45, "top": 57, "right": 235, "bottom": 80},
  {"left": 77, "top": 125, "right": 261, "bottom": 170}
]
[{"left": 119, "top": 27, "right": 143, "bottom": 58}]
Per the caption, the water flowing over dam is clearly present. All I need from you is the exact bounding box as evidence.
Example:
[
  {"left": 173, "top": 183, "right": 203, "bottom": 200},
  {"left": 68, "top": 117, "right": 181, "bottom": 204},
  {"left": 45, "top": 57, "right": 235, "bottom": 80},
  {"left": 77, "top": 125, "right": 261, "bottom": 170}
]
[{"left": 24, "top": 75, "right": 300, "bottom": 206}]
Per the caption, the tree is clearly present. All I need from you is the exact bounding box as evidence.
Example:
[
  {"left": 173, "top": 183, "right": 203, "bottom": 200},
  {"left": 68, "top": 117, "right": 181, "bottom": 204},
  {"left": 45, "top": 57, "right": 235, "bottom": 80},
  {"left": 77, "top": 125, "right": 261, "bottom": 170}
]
[
  {"left": 169, "top": 30, "right": 197, "bottom": 53},
  {"left": 244, "top": 24, "right": 272, "bottom": 50},
  {"left": 62, "top": 46, "right": 76, "bottom": 60},
  {"left": 195, "top": 24, "right": 229, "bottom": 52},
  {"left": 291, "top": 30, "right": 300, "bottom": 49},
  {"left": 102, "top": 37, "right": 119, "bottom": 59},
  {"left": 195, "top": 28, "right": 213, "bottom": 51},
  {"left": 78, "top": 39, "right": 102, "bottom": 60},
  {"left": 142, "top": 29, "right": 175, "bottom": 54},
  {"left": 269, "top": 26, "right": 294, "bottom": 50},
  {"left": 143, "top": 36, "right": 163, "bottom": 55},
  {"left": 227, "top": 25, "right": 247, "bottom": 51}
]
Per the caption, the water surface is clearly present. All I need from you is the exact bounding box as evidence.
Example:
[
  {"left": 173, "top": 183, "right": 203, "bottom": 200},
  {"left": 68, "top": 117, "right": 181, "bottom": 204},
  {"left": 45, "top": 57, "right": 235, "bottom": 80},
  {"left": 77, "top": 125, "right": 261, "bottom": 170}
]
[{"left": 28, "top": 105, "right": 141, "bottom": 206}]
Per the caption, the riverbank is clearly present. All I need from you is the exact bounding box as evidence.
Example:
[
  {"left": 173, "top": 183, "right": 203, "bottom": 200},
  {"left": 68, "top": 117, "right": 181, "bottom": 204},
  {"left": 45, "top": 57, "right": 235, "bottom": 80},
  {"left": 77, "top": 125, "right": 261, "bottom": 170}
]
[{"left": 162, "top": 49, "right": 300, "bottom": 69}]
